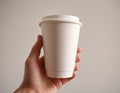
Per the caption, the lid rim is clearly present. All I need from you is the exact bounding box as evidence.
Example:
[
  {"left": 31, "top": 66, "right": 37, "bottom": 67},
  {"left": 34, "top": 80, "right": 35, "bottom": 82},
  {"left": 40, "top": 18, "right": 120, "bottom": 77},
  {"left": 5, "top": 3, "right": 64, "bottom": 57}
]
[
  {"left": 42, "top": 15, "right": 80, "bottom": 20},
  {"left": 39, "top": 20, "right": 83, "bottom": 26}
]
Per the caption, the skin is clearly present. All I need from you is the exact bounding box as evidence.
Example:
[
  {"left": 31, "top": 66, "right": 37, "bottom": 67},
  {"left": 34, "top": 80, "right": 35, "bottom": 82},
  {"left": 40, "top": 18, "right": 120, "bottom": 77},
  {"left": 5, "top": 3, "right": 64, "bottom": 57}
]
[{"left": 14, "top": 35, "right": 81, "bottom": 93}]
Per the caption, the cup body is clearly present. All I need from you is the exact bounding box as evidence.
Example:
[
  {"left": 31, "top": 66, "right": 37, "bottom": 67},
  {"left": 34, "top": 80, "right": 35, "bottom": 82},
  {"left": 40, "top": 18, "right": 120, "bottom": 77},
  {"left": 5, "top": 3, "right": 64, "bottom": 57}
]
[{"left": 40, "top": 15, "right": 82, "bottom": 78}]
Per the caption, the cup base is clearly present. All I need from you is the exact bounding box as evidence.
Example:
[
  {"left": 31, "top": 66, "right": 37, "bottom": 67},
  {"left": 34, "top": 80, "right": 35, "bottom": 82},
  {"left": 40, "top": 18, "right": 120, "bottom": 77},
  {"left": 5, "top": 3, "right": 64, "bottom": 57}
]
[{"left": 46, "top": 71, "right": 73, "bottom": 78}]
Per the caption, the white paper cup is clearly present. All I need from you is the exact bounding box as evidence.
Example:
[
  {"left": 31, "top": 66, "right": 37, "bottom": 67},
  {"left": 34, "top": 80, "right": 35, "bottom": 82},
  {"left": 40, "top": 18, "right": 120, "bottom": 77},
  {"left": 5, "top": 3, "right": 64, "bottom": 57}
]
[{"left": 39, "top": 15, "right": 82, "bottom": 78}]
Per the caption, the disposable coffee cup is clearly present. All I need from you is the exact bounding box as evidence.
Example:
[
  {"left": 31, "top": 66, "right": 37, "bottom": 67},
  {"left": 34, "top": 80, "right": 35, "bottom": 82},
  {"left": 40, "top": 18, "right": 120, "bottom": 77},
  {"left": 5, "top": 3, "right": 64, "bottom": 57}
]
[{"left": 39, "top": 15, "right": 82, "bottom": 78}]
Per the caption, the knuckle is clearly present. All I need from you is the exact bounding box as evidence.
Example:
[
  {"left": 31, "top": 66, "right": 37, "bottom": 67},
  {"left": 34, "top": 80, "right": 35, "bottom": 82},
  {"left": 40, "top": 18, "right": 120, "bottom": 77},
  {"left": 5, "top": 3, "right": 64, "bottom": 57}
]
[{"left": 25, "top": 58, "right": 35, "bottom": 66}]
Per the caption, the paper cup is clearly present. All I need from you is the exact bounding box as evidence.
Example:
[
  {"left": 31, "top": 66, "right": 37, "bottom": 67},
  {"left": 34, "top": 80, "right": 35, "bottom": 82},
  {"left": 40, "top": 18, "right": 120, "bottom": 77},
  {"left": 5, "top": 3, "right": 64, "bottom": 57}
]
[{"left": 39, "top": 15, "right": 82, "bottom": 78}]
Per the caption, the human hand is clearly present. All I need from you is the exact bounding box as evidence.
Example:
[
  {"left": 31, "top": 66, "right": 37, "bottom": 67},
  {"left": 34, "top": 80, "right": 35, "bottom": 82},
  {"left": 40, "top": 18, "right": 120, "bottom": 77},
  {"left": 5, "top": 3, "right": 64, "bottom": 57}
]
[{"left": 14, "top": 35, "right": 81, "bottom": 93}]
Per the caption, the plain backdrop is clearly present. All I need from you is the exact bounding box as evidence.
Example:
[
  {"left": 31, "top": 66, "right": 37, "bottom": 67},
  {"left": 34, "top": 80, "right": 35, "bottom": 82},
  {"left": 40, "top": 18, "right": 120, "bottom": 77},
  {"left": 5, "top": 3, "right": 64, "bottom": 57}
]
[{"left": 0, "top": 0, "right": 120, "bottom": 93}]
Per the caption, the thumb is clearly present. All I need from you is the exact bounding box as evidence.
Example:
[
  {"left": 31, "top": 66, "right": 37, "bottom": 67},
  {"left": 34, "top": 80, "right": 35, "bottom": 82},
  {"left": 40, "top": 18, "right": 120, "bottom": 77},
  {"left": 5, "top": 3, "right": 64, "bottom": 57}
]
[{"left": 28, "top": 35, "right": 43, "bottom": 61}]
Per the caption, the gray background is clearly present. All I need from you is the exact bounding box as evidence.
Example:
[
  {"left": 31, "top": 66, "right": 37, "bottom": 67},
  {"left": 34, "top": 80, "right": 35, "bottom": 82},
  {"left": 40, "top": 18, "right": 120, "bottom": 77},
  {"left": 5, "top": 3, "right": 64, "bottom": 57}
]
[{"left": 0, "top": 0, "right": 120, "bottom": 93}]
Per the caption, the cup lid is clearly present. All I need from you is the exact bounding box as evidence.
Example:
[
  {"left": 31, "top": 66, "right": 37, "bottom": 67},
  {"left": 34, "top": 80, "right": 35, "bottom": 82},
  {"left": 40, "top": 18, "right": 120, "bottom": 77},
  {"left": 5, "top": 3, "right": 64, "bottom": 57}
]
[{"left": 39, "top": 15, "right": 83, "bottom": 26}]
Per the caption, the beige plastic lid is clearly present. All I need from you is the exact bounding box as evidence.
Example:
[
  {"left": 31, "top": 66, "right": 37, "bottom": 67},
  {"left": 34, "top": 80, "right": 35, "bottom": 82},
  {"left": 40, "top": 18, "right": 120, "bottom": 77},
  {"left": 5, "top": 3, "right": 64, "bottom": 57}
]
[{"left": 39, "top": 15, "right": 83, "bottom": 26}]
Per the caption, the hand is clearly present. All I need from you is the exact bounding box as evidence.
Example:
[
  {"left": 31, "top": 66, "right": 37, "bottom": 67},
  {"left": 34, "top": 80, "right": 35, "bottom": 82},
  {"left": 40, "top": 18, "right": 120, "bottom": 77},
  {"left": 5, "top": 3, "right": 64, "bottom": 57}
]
[{"left": 14, "top": 35, "right": 81, "bottom": 93}]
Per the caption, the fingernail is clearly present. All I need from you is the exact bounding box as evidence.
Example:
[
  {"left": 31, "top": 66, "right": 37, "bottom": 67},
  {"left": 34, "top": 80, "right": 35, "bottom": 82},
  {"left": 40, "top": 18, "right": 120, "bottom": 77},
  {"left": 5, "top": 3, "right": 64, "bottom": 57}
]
[
  {"left": 37, "top": 35, "right": 39, "bottom": 41},
  {"left": 37, "top": 35, "right": 41, "bottom": 41}
]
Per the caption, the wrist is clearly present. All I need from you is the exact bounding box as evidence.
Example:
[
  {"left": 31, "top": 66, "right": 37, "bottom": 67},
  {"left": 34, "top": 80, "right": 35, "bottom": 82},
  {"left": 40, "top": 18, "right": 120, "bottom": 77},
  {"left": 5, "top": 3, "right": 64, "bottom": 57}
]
[
  {"left": 14, "top": 84, "right": 41, "bottom": 93},
  {"left": 14, "top": 88, "right": 35, "bottom": 93}
]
